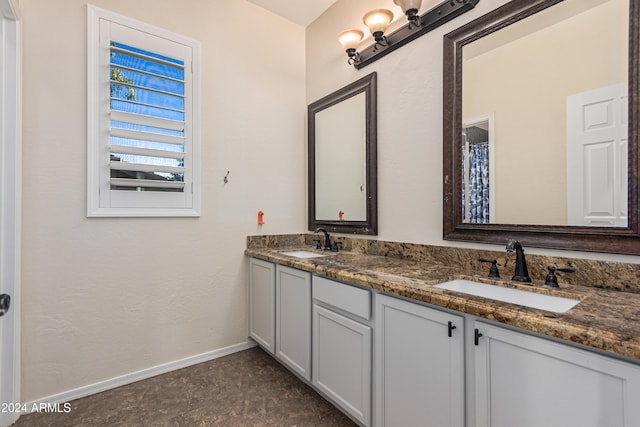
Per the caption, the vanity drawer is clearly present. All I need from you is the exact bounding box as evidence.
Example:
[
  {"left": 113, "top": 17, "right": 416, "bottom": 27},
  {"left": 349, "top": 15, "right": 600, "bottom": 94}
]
[{"left": 312, "top": 276, "right": 371, "bottom": 320}]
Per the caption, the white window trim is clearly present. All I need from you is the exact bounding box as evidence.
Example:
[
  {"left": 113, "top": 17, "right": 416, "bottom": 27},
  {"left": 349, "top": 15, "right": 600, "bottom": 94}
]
[{"left": 87, "top": 5, "right": 201, "bottom": 217}]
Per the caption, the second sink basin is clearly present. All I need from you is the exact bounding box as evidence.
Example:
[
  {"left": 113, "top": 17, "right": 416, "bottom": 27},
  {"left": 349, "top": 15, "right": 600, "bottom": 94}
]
[
  {"left": 434, "top": 279, "right": 580, "bottom": 313},
  {"left": 281, "top": 250, "right": 329, "bottom": 259}
]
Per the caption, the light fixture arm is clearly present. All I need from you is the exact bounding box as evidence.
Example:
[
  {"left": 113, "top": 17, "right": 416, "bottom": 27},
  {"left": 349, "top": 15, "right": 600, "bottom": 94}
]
[
  {"left": 372, "top": 31, "right": 386, "bottom": 43},
  {"left": 346, "top": 48, "right": 361, "bottom": 65},
  {"left": 372, "top": 33, "right": 389, "bottom": 51},
  {"left": 405, "top": 8, "right": 421, "bottom": 29}
]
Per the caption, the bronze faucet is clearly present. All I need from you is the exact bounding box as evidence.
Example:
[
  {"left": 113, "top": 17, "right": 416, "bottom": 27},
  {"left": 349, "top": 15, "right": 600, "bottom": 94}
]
[{"left": 506, "top": 240, "right": 532, "bottom": 283}]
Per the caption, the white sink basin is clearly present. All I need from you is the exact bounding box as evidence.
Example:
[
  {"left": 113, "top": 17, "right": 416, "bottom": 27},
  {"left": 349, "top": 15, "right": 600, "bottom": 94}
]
[
  {"left": 280, "top": 250, "right": 329, "bottom": 259},
  {"left": 434, "top": 279, "right": 580, "bottom": 313}
]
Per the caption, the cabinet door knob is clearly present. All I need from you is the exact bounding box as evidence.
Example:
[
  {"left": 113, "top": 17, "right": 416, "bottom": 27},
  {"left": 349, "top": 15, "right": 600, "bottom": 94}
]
[
  {"left": 474, "top": 328, "right": 483, "bottom": 345},
  {"left": 447, "top": 321, "right": 457, "bottom": 337}
]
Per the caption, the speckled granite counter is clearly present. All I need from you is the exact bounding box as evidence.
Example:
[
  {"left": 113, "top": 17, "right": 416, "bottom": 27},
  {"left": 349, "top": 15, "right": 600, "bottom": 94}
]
[{"left": 246, "top": 234, "right": 640, "bottom": 362}]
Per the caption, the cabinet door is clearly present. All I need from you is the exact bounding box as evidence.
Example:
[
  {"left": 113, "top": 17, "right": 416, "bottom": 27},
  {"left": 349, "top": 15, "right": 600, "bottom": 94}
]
[
  {"left": 275, "top": 265, "right": 311, "bottom": 381},
  {"left": 474, "top": 321, "right": 640, "bottom": 427},
  {"left": 375, "top": 294, "right": 464, "bottom": 427},
  {"left": 248, "top": 258, "right": 275, "bottom": 354},
  {"left": 313, "top": 304, "right": 371, "bottom": 426}
]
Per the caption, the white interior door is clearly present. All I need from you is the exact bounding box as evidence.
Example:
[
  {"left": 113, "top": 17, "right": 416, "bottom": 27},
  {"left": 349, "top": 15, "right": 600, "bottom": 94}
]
[
  {"left": 0, "top": 2, "right": 21, "bottom": 426},
  {"left": 566, "top": 83, "right": 628, "bottom": 227}
]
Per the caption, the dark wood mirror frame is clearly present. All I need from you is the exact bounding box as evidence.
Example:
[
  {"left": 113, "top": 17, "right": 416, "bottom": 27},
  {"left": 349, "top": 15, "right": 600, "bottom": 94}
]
[
  {"left": 308, "top": 72, "right": 378, "bottom": 235},
  {"left": 443, "top": 0, "right": 640, "bottom": 254}
]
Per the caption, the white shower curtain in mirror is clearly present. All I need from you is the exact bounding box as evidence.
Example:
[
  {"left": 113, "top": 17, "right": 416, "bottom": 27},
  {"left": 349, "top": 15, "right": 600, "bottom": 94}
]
[{"left": 462, "top": 142, "right": 490, "bottom": 223}]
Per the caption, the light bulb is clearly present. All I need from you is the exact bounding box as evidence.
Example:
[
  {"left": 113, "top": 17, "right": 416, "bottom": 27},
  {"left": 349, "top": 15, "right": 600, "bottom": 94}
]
[
  {"left": 336, "top": 29, "right": 364, "bottom": 51},
  {"left": 362, "top": 9, "right": 393, "bottom": 40}
]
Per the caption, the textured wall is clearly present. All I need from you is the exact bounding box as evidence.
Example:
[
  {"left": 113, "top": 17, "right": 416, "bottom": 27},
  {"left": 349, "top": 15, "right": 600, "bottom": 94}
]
[
  {"left": 20, "top": 0, "right": 306, "bottom": 402},
  {"left": 305, "top": 0, "right": 640, "bottom": 264},
  {"left": 306, "top": 0, "right": 512, "bottom": 246},
  {"left": 18, "top": 0, "right": 640, "bottom": 405}
]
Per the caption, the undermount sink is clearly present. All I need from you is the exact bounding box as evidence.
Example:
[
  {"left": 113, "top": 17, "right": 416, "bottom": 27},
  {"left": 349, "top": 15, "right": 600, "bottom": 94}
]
[
  {"left": 280, "top": 250, "right": 329, "bottom": 259},
  {"left": 434, "top": 279, "right": 580, "bottom": 313}
]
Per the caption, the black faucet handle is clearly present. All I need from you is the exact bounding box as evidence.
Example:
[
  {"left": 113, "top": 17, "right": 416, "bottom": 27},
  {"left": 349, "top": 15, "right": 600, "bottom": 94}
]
[
  {"left": 552, "top": 266, "right": 576, "bottom": 273},
  {"left": 544, "top": 266, "right": 576, "bottom": 288},
  {"left": 332, "top": 241, "right": 343, "bottom": 252},
  {"left": 479, "top": 258, "right": 500, "bottom": 278},
  {"left": 314, "top": 239, "right": 322, "bottom": 250}
]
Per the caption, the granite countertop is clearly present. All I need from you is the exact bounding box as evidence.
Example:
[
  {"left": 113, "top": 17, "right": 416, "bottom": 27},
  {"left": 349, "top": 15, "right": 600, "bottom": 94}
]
[{"left": 245, "top": 245, "right": 640, "bottom": 363}]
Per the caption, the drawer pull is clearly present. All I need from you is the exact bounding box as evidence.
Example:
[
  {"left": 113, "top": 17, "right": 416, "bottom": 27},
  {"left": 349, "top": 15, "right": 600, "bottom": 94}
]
[
  {"left": 447, "top": 321, "right": 457, "bottom": 337},
  {"left": 474, "top": 328, "right": 483, "bottom": 345}
]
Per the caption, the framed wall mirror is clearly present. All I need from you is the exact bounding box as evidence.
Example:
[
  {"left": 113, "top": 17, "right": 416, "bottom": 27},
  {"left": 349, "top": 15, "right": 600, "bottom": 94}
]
[
  {"left": 308, "top": 72, "right": 378, "bottom": 235},
  {"left": 443, "top": 0, "right": 639, "bottom": 254}
]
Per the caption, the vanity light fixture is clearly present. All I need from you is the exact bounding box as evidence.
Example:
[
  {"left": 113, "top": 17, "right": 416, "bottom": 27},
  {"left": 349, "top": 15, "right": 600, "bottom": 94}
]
[
  {"left": 338, "top": 0, "right": 479, "bottom": 69},
  {"left": 362, "top": 9, "right": 394, "bottom": 49},
  {"left": 337, "top": 29, "right": 364, "bottom": 65}
]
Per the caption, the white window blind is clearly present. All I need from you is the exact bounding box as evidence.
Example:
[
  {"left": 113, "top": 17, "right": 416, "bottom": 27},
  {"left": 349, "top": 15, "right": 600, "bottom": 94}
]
[{"left": 87, "top": 6, "right": 200, "bottom": 216}]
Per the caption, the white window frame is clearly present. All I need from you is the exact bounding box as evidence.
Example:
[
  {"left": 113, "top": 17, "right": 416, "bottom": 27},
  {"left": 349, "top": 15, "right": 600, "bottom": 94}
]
[{"left": 87, "top": 5, "right": 201, "bottom": 217}]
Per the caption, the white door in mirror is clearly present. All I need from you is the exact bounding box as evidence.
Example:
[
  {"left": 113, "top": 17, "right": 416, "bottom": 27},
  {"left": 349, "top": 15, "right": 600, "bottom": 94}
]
[{"left": 567, "top": 83, "right": 628, "bottom": 227}]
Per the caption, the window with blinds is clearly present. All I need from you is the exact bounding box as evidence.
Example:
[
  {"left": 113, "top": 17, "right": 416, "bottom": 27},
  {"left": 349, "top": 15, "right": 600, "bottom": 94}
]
[
  {"left": 109, "top": 42, "right": 186, "bottom": 192},
  {"left": 87, "top": 6, "right": 201, "bottom": 217}
]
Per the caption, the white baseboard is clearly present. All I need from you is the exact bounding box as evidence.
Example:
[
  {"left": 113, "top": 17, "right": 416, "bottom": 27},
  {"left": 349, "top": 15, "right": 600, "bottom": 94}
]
[{"left": 25, "top": 340, "right": 257, "bottom": 410}]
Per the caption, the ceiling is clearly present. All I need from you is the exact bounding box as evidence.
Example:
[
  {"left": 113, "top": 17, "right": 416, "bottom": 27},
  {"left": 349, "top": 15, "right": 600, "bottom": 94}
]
[{"left": 246, "top": 0, "right": 337, "bottom": 27}]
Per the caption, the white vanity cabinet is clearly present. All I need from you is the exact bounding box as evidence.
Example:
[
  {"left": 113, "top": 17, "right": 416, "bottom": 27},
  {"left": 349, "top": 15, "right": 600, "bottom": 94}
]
[
  {"left": 248, "top": 259, "right": 311, "bottom": 381},
  {"left": 375, "top": 294, "right": 465, "bottom": 427},
  {"left": 250, "top": 256, "right": 640, "bottom": 427},
  {"left": 248, "top": 258, "right": 275, "bottom": 354},
  {"left": 474, "top": 321, "right": 640, "bottom": 427},
  {"left": 275, "top": 265, "right": 311, "bottom": 381},
  {"left": 312, "top": 275, "right": 372, "bottom": 426}
]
